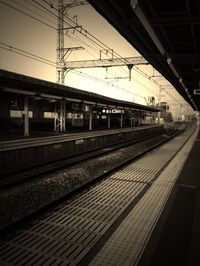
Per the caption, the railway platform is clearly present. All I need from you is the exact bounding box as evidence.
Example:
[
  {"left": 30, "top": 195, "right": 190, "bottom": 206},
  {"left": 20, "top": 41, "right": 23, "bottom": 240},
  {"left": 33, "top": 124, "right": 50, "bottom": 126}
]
[
  {"left": 0, "top": 124, "right": 198, "bottom": 266},
  {"left": 85, "top": 124, "right": 199, "bottom": 266},
  {"left": 0, "top": 124, "right": 164, "bottom": 176},
  {"left": 138, "top": 125, "right": 200, "bottom": 266}
]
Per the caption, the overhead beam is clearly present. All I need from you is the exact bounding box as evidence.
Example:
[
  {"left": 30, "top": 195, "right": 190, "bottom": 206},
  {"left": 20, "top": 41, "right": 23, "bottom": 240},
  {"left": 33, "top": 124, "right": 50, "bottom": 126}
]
[
  {"left": 152, "top": 16, "right": 200, "bottom": 25},
  {"left": 171, "top": 54, "right": 200, "bottom": 63},
  {"left": 64, "top": 56, "right": 148, "bottom": 69},
  {"left": 127, "top": 16, "right": 200, "bottom": 27},
  {"left": 131, "top": 0, "right": 166, "bottom": 56}
]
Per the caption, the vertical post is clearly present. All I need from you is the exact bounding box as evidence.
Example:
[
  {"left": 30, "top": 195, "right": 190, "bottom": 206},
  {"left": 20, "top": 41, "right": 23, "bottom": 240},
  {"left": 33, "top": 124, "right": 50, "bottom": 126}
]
[
  {"left": 59, "top": 98, "right": 66, "bottom": 132},
  {"left": 138, "top": 112, "right": 141, "bottom": 126},
  {"left": 180, "top": 104, "right": 183, "bottom": 121},
  {"left": 130, "top": 113, "right": 133, "bottom": 127},
  {"left": 127, "top": 64, "right": 134, "bottom": 81},
  {"left": 120, "top": 109, "right": 123, "bottom": 127},
  {"left": 108, "top": 109, "right": 111, "bottom": 129},
  {"left": 60, "top": 99, "right": 63, "bottom": 131},
  {"left": 157, "top": 111, "right": 161, "bottom": 124},
  {"left": 62, "top": 98, "right": 66, "bottom": 131},
  {"left": 54, "top": 102, "right": 57, "bottom": 131},
  {"left": 157, "top": 87, "right": 161, "bottom": 124},
  {"left": 24, "top": 96, "right": 29, "bottom": 137},
  {"left": 89, "top": 105, "right": 93, "bottom": 131}
]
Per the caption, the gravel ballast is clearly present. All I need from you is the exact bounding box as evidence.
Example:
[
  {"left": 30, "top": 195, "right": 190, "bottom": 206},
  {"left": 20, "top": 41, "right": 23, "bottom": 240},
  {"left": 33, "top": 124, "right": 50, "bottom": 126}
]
[{"left": 0, "top": 132, "right": 182, "bottom": 230}]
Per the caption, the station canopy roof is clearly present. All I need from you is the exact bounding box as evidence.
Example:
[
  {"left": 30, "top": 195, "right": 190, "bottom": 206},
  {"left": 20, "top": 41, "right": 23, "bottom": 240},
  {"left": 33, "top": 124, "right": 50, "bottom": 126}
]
[
  {"left": 0, "top": 69, "right": 159, "bottom": 112},
  {"left": 88, "top": 0, "right": 200, "bottom": 111}
]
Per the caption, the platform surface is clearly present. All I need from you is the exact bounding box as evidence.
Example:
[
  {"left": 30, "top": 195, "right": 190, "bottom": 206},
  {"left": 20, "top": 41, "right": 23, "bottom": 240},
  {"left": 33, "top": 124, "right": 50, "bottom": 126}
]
[
  {"left": 0, "top": 125, "right": 197, "bottom": 266},
  {"left": 139, "top": 126, "right": 200, "bottom": 266},
  {"left": 0, "top": 125, "right": 161, "bottom": 151},
  {"left": 88, "top": 125, "right": 198, "bottom": 265}
]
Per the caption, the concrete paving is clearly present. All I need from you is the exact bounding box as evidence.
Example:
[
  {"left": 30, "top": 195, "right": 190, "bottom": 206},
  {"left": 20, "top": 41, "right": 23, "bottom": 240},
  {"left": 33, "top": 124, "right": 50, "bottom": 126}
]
[{"left": 139, "top": 126, "right": 200, "bottom": 266}]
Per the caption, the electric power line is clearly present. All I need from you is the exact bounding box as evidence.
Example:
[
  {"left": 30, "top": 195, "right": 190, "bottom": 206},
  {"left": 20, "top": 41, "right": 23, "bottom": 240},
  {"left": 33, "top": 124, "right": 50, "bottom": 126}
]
[
  {"left": 25, "top": 0, "right": 57, "bottom": 21},
  {"left": 0, "top": 42, "right": 144, "bottom": 99},
  {"left": 0, "top": 42, "right": 56, "bottom": 67},
  {"left": 2, "top": 0, "right": 156, "bottom": 88},
  {"left": 0, "top": 1, "right": 56, "bottom": 30},
  {"left": 0, "top": 0, "right": 190, "bottom": 108},
  {"left": 11, "top": 0, "right": 56, "bottom": 26}
]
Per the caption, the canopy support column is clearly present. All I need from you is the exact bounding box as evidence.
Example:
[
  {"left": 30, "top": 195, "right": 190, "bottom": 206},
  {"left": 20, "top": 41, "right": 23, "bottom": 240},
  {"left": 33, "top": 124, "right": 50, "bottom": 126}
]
[
  {"left": 89, "top": 106, "right": 93, "bottom": 131},
  {"left": 24, "top": 96, "right": 29, "bottom": 137}
]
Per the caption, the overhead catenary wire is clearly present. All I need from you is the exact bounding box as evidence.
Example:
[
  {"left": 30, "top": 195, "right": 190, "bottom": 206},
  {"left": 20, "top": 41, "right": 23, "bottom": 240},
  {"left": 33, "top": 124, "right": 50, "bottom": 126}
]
[
  {"left": 25, "top": 0, "right": 58, "bottom": 21},
  {"left": 11, "top": 0, "right": 56, "bottom": 26},
  {"left": 20, "top": 0, "right": 126, "bottom": 78},
  {"left": 0, "top": 1, "right": 56, "bottom": 30},
  {"left": 0, "top": 42, "right": 145, "bottom": 100},
  {"left": 71, "top": 69, "right": 145, "bottom": 99},
  {"left": 31, "top": 0, "right": 130, "bottom": 81},
  {"left": 1, "top": 0, "right": 161, "bottom": 89},
  {"left": 0, "top": 0, "right": 120, "bottom": 77},
  {"left": 40, "top": 0, "right": 135, "bottom": 76},
  {"left": 42, "top": 0, "right": 122, "bottom": 53},
  {"left": 15, "top": 0, "right": 108, "bottom": 67},
  {"left": 0, "top": 42, "right": 57, "bottom": 67},
  {"left": 66, "top": 27, "right": 128, "bottom": 78},
  {"left": 0, "top": 0, "right": 190, "bottom": 108}
]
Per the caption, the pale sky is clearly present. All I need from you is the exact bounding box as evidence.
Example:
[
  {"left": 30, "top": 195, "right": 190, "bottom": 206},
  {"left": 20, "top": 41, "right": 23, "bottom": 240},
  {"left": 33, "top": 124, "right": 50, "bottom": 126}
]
[{"left": 0, "top": 0, "right": 193, "bottom": 117}]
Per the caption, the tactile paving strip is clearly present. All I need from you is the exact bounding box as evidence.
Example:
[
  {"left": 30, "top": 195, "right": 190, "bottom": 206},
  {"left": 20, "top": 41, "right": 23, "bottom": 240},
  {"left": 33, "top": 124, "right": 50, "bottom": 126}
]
[
  {"left": 90, "top": 127, "right": 198, "bottom": 266},
  {"left": 0, "top": 180, "right": 146, "bottom": 265},
  {"left": 0, "top": 128, "right": 196, "bottom": 266}
]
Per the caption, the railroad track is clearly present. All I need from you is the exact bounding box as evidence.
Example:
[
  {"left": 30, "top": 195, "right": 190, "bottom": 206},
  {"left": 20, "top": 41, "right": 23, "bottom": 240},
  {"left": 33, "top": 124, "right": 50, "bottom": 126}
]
[
  {"left": 0, "top": 125, "right": 161, "bottom": 151},
  {"left": 0, "top": 124, "right": 187, "bottom": 231},
  {"left": 0, "top": 124, "right": 184, "bottom": 190},
  {"left": 0, "top": 123, "right": 196, "bottom": 266}
]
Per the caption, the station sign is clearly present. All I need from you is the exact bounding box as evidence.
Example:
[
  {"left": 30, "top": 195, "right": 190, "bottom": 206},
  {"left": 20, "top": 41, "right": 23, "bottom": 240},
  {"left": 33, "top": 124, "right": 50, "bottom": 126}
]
[{"left": 69, "top": 102, "right": 86, "bottom": 112}]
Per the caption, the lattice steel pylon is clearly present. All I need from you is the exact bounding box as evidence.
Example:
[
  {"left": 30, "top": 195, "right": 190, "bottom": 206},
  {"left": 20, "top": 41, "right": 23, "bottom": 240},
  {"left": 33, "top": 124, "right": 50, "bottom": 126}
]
[
  {"left": 56, "top": 0, "right": 87, "bottom": 131},
  {"left": 54, "top": 98, "right": 66, "bottom": 132},
  {"left": 56, "top": 0, "right": 86, "bottom": 84},
  {"left": 57, "top": 0, "right": 65, "bottom": 84},
  {"left": 55, "top": 0, "right": 65, "bottom": 131}
]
